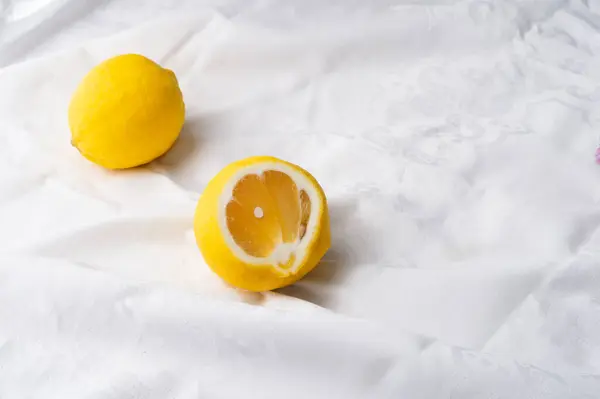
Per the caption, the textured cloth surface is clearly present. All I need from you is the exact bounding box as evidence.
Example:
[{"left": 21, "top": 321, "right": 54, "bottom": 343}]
[{"left": 1, "top": 0, "right": 600, "bottom": 397}]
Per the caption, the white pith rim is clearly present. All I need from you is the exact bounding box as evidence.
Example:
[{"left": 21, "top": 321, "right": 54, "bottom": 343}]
[{"left": 217, "top": 162, "right": 321, "bottom": 275}]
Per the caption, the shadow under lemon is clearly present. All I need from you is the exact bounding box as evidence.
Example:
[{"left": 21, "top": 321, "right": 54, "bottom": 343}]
[
  {"left": 154, "top": 118, "right": 203, "bottom": 172},
  {"left": 276, "top": 201, "right": 363, "bottom": 308}
]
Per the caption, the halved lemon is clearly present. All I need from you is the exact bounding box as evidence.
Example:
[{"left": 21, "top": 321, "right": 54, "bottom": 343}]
[{"left": 194, "top": 156, "right": 330, "bottom": 292}]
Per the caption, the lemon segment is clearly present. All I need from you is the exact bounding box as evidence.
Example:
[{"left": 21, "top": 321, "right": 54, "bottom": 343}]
[
  {"left": 194, "top": 156, "right": 330, "bottom": 292},
  {"left": 68, "top": 54, "right": 185, "bottom": 169}
]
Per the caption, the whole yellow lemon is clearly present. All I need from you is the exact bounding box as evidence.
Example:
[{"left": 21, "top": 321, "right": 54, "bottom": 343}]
[{"left": 68, "top": 54, "right": 185, "bottom": 169}]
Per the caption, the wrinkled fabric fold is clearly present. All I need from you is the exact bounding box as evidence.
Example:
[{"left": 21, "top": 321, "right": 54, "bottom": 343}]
[{"left": 1, "top": 1, "right": 600, "bottom": 397}]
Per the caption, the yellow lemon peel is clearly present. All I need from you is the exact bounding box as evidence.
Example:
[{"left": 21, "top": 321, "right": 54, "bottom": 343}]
[{"left": 68, "top": 54, "right": 185, "bottom": 169}]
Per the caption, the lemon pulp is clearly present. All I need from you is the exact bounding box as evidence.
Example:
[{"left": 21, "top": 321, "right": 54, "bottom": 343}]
[{"left": 226, "top": 171, "right": 312, "bottom": 267}]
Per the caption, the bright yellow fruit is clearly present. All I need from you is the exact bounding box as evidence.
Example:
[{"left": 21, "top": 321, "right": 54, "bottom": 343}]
[
  {"left": 194, "top": 156, "right": 330, "bottom": 292},
  {"left": 68, "top": 54, "right": 185, "bottom": 169}
]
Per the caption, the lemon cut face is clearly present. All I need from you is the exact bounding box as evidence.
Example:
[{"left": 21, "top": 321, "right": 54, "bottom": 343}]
[
  {"left": 223, "top": 166, "right": 316, "bottom": 271},
  {"left": 194, "top": 156, "right": 330, "bottom": 292}
]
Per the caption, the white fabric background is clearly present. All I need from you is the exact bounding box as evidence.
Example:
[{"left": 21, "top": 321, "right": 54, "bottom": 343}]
[{"left": 2, "top": 0, "right": 600, "bottom": 397}]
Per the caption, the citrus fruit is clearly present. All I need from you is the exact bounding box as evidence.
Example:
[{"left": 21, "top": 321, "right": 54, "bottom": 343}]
[
  {"left": 68, "top": 54, "right": 185, "bottom": 169},
  {"left": 194, "top": 156, "right": 331, "bottom": 292}
]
